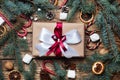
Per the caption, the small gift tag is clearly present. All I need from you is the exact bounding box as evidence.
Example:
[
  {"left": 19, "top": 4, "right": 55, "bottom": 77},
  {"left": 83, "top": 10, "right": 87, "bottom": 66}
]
[
  {"left": 22, "top": 54, "right": 32, "bottom": 64},
  {"left": 90, "top": 33, "right": 100, "bottom": 42},
  {"left": 67, "top": 70, "right": 76, "bottom": 79},
  {"left": 0, "top": 17, "right": 5, "bottom": 26}
]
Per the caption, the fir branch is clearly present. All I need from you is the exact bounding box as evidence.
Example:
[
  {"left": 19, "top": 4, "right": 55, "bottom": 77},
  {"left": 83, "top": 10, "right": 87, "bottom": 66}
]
[
  {"left": 17, "top": 38, "right": 28, "bottom": 51},
  {"left": 95, "top": 12, "right": 110, "bottom": 48},
  {"left": 53, "top": 62, "right": 66, "bottom": 80},
  {"left": 23, "top": 61, "right": 36, "bottom": 80},
  {"left": 16, "top": 2, "right": 33, "bottom": 15},
  {"left": 1, "top": 5, "right": 16, "bottom": 21},
  {"left": 3, "top": 0, "right": 21, "bottom": 15},
  {"left": 15, "top": 47, "right": 24, "bottom": 72},
  {"left": 66, "top": 0, "right": 74, "bottom": 7},
  {"left": 67, "top": 0, "right": 81, "bottom": 21},
  {"left": 33, "top": 0, "right": 54, "bottom": 10},
  {"left": 77, "top": 63, "right": 91, "bottom": 73},
  {"left": 0, "top": 61, "right": 4, "bottom": 80},
  {"left": 29, "top": 61, "right": 36, "bottom": 80},
  {"left": 23, "top": 71, "right": 32, "bottom": 80},
  {"left": 3, "top": 43, "right": 15, "bottom": 56},
  {"left": 107, "top": 24, "right": 119, "bottom": 62},
  {"left": 80, "top": 0, "right": 95, "bottom": 14}
]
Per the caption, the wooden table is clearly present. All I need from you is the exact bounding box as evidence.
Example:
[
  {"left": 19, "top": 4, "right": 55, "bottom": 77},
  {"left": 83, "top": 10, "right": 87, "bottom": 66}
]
[{"left": 1, "top": 9, "right": 120, "bottom": 80}]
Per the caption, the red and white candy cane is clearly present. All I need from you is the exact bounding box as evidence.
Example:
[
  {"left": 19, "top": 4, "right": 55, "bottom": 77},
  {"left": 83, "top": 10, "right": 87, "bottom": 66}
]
[
  {"left": 17, "top": 14, "right": 32, "bottom": 37},
  {"left": 85, "top": 20, "right": 101, "bottom": 50},
  {"left": 0, "top": 12, "right": 32, "bottom": 37},
  {"left": 42, "top": 60, "right": 56, "bottom": 76}
]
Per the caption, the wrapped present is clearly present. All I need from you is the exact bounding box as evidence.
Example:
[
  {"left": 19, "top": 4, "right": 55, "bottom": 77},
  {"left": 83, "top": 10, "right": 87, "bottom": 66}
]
[{"left": 32, "top": 22, "right": 84, "bottom": 58}]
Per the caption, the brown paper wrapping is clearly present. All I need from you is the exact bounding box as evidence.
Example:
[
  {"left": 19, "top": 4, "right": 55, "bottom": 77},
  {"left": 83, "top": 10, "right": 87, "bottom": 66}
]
[{"left": 32, "top": 22, "right": 84, "bottom": 57}]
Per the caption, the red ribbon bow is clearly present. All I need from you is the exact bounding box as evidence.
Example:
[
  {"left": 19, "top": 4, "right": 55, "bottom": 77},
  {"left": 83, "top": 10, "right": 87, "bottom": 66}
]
[{"left": 46, "top": 22, "right": 67, "bottom": 56}]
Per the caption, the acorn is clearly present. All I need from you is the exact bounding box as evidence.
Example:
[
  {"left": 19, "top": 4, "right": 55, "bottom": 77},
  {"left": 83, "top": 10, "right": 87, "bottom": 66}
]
[
  {"left": 4, "top": 61, "right": 14, "bottom": 71},
  {"left": 92, "top": 61, "right": 104, "bottom": 75}
]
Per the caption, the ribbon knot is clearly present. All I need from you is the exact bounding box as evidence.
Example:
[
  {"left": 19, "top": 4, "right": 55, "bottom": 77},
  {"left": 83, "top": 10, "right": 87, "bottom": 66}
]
[{"left": 36, "top": 22, "right": 81, "bottom": 58}]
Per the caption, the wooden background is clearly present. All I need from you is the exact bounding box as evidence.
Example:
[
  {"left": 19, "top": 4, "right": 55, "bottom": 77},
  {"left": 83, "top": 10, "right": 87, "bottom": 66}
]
[{"left": 1, "top": 1, "right": 120, "bottom": 80}]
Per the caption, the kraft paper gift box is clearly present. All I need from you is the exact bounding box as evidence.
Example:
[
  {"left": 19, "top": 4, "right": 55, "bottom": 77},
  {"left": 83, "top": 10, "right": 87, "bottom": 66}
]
[{"left": 32, "top": 22, "right": 84, "bottom": 58}]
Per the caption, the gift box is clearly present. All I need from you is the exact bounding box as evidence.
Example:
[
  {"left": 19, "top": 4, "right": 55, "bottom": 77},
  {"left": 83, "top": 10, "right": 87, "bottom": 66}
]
[{"left": 32, "top": 22, "right": 84, "bottom": 58}]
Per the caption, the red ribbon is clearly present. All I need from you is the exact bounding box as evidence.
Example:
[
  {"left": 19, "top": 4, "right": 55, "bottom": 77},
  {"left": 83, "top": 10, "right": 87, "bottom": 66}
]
[{"left": 46, "top": 22, "right": 67, "bottom": 57}]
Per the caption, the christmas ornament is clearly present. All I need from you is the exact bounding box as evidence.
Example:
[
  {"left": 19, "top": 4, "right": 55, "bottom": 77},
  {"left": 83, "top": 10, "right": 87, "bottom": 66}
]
[
  {"left": 46, "top": 12, "right": 55, "bottom": 20},
  {"left": 22, "top": 54, "right": 33, "bottom": 64},
  {"left": 4, "top": 61, "right": 14, "bottom": 71},
  {"left": 8, "top": 70, "right": 21, "bottom": 80},
  {"left": 40, "top": 69, "right": 52, "bottom": 80},
  {"left": 0, "top": 26, "right": 7, "bottom": 38},
  {"left": 92, "top": 61, "right": 104, "bottom": 75},
  {"left": 79, "top": 12, "right": 94, "bottom": 24}
]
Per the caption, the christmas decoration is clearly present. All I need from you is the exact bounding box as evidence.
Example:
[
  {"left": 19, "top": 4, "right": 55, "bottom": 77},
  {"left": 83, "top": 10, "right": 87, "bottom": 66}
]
[
  {"left": 67, "top": 70, "right": 76, "bottom": 79},
  {"left": 8, "top": 70, "right": 21, "bottom": 80},
  {"left": 4, "top": 61, "right": 14, "bottom": 71},
  {"left": 92, "top": 61, "right": 104, "bottom": 75},
  {"left": 22, "top": 54, "right": 33, "bottom": 64}
]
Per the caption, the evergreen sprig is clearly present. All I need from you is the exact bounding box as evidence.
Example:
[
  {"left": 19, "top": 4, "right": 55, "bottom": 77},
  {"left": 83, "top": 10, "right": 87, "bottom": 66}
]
[
  {"left": 53, "top": 62, "right": 67, "bottom": 80},
  {"left": 67, "top": 0, "right": 81, "bottom": 21},
  {"left": 95, "top": 12, "right": 110, "bottom": 48},
  {"left": 80, "top": 0, "right": 95, "bottom": 14}
]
